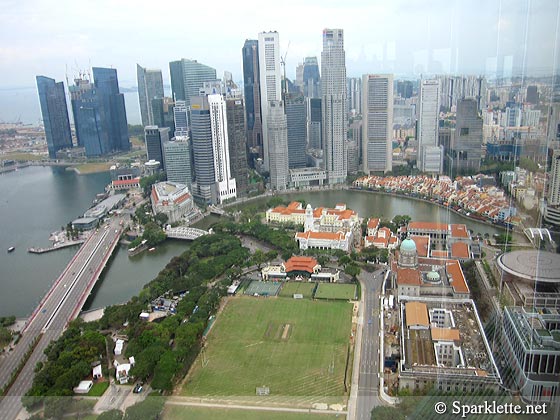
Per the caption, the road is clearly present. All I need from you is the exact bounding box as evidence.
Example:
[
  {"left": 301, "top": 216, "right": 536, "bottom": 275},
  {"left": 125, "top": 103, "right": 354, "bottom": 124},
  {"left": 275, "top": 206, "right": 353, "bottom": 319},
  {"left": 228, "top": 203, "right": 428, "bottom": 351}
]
[
  {"left": 355, "top": 268, "right": 384, "bottom": 420},
  {"left": 0, "top": 217, "right": 124, "bottom": 420}
]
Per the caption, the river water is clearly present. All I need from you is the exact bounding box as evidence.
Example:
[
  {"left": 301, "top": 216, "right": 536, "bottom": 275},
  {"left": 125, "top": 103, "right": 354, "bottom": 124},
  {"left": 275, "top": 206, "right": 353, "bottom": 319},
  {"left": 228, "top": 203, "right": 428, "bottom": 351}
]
[{"left": 0, "top": 167, "right": 502, "bottom": 317}]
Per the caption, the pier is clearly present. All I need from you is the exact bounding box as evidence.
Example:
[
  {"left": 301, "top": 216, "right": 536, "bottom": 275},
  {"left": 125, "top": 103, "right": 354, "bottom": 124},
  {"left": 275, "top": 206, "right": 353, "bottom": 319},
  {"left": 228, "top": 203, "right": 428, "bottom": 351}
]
[{"left": 28, "top": 239, "right": 84, "bottom": 254}]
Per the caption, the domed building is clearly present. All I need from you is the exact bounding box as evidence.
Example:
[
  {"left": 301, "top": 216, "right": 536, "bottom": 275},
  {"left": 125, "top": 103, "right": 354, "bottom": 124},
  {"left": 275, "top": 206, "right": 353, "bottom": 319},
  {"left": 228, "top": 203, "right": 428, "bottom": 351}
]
[{"left": 398, "top": 237, "right": 418, "bottom": 269}]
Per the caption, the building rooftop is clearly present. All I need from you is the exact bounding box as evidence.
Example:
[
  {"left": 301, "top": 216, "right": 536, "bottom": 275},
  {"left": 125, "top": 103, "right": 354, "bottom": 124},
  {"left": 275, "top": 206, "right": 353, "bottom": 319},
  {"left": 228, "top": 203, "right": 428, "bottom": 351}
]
[
  {"left": 284, "top": 256, "right": 319, "bottom": 274},
  {"left": 405, "top": 301, "right": 429, "bottom": 327},
  {"left": 451, "top": 242, "right": 470, "bottom": 259},
  {"left": 497, "top": 250, "right": 560, "bottom": 284},
  {"left": 408, "top": 221, "right": 449, "bottom": 231}
]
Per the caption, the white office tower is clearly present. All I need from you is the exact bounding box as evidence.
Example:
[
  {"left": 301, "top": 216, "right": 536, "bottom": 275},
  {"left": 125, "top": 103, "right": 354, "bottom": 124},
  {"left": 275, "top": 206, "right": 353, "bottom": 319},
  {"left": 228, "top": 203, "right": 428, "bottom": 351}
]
[
  {"left": 174, "top": 100, "right": 189, "bottom": 136},
  {"left": 208, "top": 94, "right": 237, "bottom": 203},
  {"left": 321, "top": 28, "right": 348, "bottom": 184},
  {"left": 258, "top": 31, "right": 282, "bottom": 171},
  {"left": 362, "top": 74, "right": 393, "bottom": 173},
  {"left": 268, "top": 101, "right": 289, "bottom": 190},
  {"left": 549, "top": 150, "right": 560, "bottom": 206},
  {"left": 163, "top": 136, "right": 193, "bottom": 190},
  {"left": 417, "top": 79, "right": 443, "bottom": 173}
]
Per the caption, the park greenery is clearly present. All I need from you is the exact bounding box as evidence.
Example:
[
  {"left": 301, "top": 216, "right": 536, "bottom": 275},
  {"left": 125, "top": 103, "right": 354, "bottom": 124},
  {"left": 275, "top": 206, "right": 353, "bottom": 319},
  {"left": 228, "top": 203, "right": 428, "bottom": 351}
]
[
  {"left": 23, "top": 233, "right": 251, "bottom": 417},
  {"left": 0, "top": 316, "right": 15, "bottom": 348},
  {"left": 139, "top": 172, "right": 166, "bottom": 197}
]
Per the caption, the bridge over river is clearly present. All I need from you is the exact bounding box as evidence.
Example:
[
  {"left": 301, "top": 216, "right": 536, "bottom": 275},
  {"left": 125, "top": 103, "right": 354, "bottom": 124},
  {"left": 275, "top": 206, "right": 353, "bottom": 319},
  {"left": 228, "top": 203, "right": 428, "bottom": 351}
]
[{"left": 0, "top": 217, "right": 125, "bottom": 419}]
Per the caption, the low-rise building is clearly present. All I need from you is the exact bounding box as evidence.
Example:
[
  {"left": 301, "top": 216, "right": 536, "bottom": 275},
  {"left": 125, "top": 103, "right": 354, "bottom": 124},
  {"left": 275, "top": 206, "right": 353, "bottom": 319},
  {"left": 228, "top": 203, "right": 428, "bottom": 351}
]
[
  {"left": 261, "top": 256, "right": 340, "bottom": 282},
  {"left": 150, "top": 181, "right": 193, "bottom": 224},
  {"left": 295, "top": 230, "right": 352, "bottom": 252},
  {"left": 398, "top": 299, "right": 501, "bottom": 393}
]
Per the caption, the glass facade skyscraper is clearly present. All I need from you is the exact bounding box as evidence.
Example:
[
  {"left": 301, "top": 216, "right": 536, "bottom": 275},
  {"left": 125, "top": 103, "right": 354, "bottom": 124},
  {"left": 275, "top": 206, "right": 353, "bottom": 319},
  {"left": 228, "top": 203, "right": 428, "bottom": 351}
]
[
  {"left": 286, "top": 96, "right": 307, "bottom": 169},
  {"left": 137, "top": 64, "right": 164, "bottom": 126},
  {"left": 69, "top": 67, "right": 130, "bottom": 157},
  {"left": 168, "top": 59, "right": 217, "bottom": 107},
  {"left": 36, "top": 76, "right": 73, "bottom": 158}
]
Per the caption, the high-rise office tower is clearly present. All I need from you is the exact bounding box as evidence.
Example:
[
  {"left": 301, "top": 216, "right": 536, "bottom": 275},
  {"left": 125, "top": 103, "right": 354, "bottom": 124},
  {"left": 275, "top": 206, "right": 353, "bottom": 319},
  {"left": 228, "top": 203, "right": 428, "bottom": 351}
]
[
  {"left": 208, "top": 94, "right": 236, "bottom": 203},
  {"left": 164, "top": 136, "right": 193, "bottom": 190},
  {"left": 145, "top": 126, "right": 170, "bottom": 169},
  {"left": 169, "top": 59, "right": 217, "bottom": 107},
  {"left": 417, "top": 79, "right": 442, "bottom": 173},
  {"left": 152, "top": 97, "right": 175, "bottom": 137},
  {"left": 242, "top": 39, "right": 263, "bottom": 161},
  {"left": 449, "top": 98, "right": 483, "bottom": 172},
  {"left": 361, "top": 74, "right": 393, "bottom": 174},
  {"left": 321, "top": 28, "right": 347, "bottom": 184},
  {"left": 295, "top": 62, "right": 304, "bottom": 92},
  {"left": 396, "top": 80, "right": 414, "bottom": 98},
  {"left": 307, "top": 98, "right": 322, "bottom": 150},
  {"left": 286, "top": 96, "right": 307, "bottom": 168},
  {"left": 548, "top": 149, "right": 560, "bottom": 206},
  {"left": 137, "top": 64, "right": 164, "bottom": 126},
  {"left": 347, "top": 77, "right": 362, "bottom": 115},
  {"left": 303, "top": 57, "right": 320, "bottom": 98},
  {"left": 268, "top": 101, "right": 289, "bottom": 190},
  {"left": 69, "top": 67, "right": 130, "bottom": 157},
  {"left": 190, "top": 95, "right": 236, "bottom": 204},
  {"left": 36, "top": 76, "right": 73, "bottom": 158},
  {"left": 226, "top": 97, "right": 249, "bottom": 196},
  {"left": 526, "top": 85, "right": 539, "bottom": 104},
  {"left": 258, "top": 31, "right": 282, "bottom": 171},
  {"left": 174, "top": 100, "right": 189, "bottom": 137}
]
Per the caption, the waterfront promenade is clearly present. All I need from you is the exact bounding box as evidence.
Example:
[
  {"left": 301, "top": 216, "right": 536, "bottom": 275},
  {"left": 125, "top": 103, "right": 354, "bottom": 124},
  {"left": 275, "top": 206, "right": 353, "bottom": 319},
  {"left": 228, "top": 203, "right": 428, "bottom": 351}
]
[{"left": 0, "top": 216, "right": 124, "bottom": 420}]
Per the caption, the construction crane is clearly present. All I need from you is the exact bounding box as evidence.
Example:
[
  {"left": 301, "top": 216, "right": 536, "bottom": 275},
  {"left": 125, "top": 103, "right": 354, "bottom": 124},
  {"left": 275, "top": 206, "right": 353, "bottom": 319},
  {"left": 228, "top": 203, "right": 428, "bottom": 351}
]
[{"left": 280, "top": 41, "right": 290, "bottom": 101}]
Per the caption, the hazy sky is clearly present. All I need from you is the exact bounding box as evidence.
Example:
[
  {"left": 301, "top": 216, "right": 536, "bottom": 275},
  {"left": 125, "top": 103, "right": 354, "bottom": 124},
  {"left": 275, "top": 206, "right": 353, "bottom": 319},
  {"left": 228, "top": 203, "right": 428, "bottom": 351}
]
[{"left": 1, "top": 0, "right": 559, "bottom": 88}]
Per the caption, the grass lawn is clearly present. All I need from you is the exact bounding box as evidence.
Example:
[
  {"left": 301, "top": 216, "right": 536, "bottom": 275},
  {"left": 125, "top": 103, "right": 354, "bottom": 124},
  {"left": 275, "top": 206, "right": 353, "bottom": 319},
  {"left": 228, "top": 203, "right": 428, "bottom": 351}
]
[
  {"left": 314, "top": 283, "right": 357, "bottom": 301},
  {"left": 86, "top": 381, "right": 109, "bottom": 397},
  {"left": 164, "top": 405, "right": 341, "bottom": 420},
  {"left": 182, "top": 297, "right": 352, "bottom": 403},
  {"left": 279, "top": 282, "right": 316, "bottom": 298},
  {"left": 72, "top": 162, "right": 112, "bottom": 174},
  {"left": 4, "top": 152, "right": 44, "bottom": 161}
]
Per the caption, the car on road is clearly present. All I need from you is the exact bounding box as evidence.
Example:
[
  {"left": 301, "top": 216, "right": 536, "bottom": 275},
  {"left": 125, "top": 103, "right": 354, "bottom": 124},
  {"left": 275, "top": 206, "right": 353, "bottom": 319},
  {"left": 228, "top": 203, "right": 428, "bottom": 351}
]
[{"left": 133, "top": 384, "right": 143, "bottom": 393}]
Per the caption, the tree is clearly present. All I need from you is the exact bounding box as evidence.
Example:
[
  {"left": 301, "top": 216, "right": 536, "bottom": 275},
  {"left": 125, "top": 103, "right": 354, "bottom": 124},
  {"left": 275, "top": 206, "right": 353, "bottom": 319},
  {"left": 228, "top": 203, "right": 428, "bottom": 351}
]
[
  {"left": 154, "top": 212, "right": 169, "bottom": 226},
  {"left": 345, "top": 263, "right": 361, "bottom": 279},
  {"left": 98, "top": 409, "right": 124, "bottom": 420},
  {"left": 124, "top": 397, "right": 165, "bottom": 420},
  {"left": 151, "top": 350, "right": 179, "bottom": 391}
]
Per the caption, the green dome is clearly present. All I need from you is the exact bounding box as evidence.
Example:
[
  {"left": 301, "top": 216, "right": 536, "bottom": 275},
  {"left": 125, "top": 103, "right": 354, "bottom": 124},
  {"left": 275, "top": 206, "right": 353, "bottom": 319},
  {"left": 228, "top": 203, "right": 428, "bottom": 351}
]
[
  {"left": 427, "top": 271, "right": 440, "bottom": 281},
  {"left": 400, "top": 238, "right": 417, "bottom": 253}
]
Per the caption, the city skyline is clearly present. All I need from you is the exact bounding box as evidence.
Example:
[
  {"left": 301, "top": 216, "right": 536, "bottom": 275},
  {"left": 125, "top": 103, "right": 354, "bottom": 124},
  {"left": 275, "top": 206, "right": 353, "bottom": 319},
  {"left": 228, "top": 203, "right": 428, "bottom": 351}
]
[{"left": 1, "top": 0, "right": 559, "bottom": 90}]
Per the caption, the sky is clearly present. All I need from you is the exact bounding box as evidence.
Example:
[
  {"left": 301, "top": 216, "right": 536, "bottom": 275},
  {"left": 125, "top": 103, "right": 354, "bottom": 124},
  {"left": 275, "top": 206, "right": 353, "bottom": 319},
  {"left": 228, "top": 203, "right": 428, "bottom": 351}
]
[{"left": 0, "top": 0, "right": 559, "bottom": 89}]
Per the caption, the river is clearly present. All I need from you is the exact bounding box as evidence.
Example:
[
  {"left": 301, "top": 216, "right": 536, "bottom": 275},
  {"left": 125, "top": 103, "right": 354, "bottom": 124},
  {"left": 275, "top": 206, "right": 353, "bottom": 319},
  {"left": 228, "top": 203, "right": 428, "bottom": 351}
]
[{"left": 0, "top": 167, "right": 503, "bottom": 317}]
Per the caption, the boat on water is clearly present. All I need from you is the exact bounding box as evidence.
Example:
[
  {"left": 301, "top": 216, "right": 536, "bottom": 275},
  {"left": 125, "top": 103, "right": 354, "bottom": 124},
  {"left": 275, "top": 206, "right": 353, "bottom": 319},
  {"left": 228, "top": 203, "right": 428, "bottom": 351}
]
[
  {"left": 7, "top": 246, "right": 15, "bottom": 253},
  {"left": 148, "top": 247, "right": 156, "bottom": 252}
]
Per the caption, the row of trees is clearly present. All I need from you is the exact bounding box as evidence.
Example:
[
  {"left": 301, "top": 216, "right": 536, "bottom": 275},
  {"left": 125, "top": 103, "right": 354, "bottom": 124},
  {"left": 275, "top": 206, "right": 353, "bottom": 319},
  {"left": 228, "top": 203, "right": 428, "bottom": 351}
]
[{"left": 23, "top": 233, "right": 251, "bottom": 418}]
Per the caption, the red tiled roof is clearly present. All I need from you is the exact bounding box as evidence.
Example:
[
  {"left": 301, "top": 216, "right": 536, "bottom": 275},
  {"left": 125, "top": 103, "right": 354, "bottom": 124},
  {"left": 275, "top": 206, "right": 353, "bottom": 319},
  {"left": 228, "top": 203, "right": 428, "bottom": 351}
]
[
  {"left": 296, "top": 231, "right": 345, "bottom": 240},
  {"left": 445, "top": 260, "right": 469, "bottom": 294},
  {"left": 367, "top": 218, "right": 380, "bottom": 229},
  {"left": 113, "top": 177, "right": 140, "bottom": 186},
  {"left": 284, "top": 256, "right": 319, "bottom": 274},
  {"left": 431, "top": 250, "right": 448, "bottom": 258},
  {"left": 450, "top": 224, "right": 469, "bottom": 238},
  {"left": 451, "top": 242, "right": 470, "bottom": 259},
  {"left": 397, "top": 268, "right": 422, "bottom": 286},
  {"left": 411, "top": 235, "right": 430, "bottom": 257},
  {"left": 408, "top": 221, "right": 449, "bottom": 231}
]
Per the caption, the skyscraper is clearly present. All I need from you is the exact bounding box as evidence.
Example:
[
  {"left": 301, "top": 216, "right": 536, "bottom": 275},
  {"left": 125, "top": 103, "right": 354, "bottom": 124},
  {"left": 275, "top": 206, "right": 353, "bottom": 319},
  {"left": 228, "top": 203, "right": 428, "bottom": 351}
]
[
  {"left": 137, "top": 64, "right": 164, "bottom": 126},
  {"left": 169, "top": 59, "right": 217, "bottom": 107},
  {"left": 417, "top": 79, "right": 442, "bottom": 173},
  {"left": 347, "top": 77, "right": 362, "bottom": 114},
  {"left": 303, "top": 57, "right": 320, "bottom": 98},
  {"left": 362, "top": 74, "right": 393, "bottom": 173},
  {"left": 173, "top": 100, "right": 189, "bottom": 137},
  {"left": 321, "top": 28, "right": 347, "bottom": 184},
  {"left": 258, "top": 31, "right": 282, "bottom": 171},
  {"left": 152, "top": 97, "right": 175, "bottom": 137},
  {"left": 548, "top": 149, "right": 560, "bottom": 206},
  {"left": 268, "top": 101, "right": 289, "bottom": 190},
  {"left": 242, "top": 39, "right": 263, "bottom": 161},
  {"left": 307, "top": 98, "right": 322, "bottom": 150},
  {"left": 145, "top": 126, "right": 170, "bottom": 169},
  {"left": 190, "top": 95, "right": 236, "bottom": 204},
  {"left": 449, "top": 98, "right": 483, "bottom": 172},
  {"left": 69, "top": 67, "right": 130, "bottom": 157},
  {"left": 36, "top": 76, "right": 73, "bottom": 158},
  {"left": 286, "top": 96, "right": 307, "bottom": 168},
  {"left": 164, "top": 137, "right": 193, "bottom": 190},
  {"left": 226, "top": 97, "right": 249, "bottom": 196}
]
